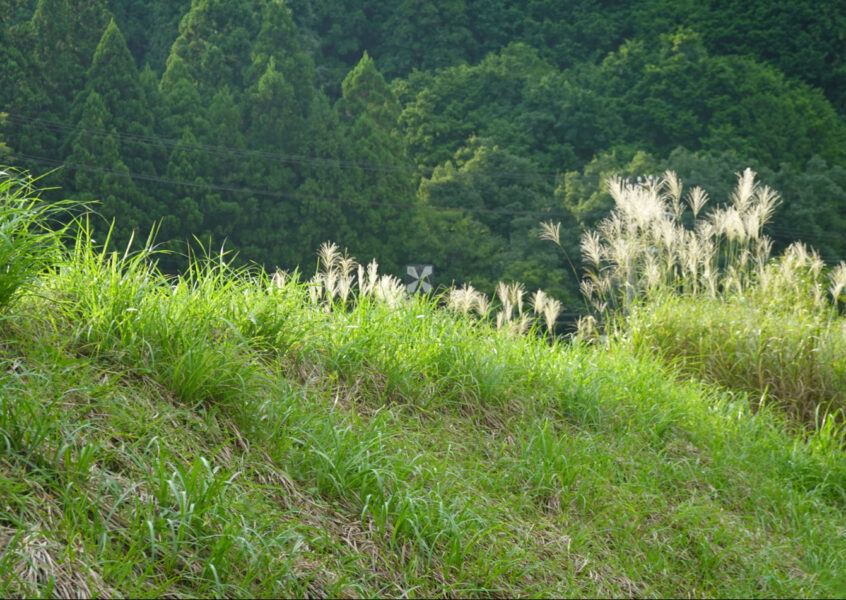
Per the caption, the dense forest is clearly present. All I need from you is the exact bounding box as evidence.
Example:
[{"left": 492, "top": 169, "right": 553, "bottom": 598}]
[{"left": 1, "top": 0, "right": 845, "bottom": 301}]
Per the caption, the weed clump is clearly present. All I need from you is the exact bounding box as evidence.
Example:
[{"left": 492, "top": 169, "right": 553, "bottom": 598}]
[
  {"left": 543, "top": 169, "right": 846, "bottom": 422},
  {"left": 0, "top": 169, "right": 71, "bottom": 312}
]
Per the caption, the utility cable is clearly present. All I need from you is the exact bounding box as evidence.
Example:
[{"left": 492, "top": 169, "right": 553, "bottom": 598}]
[
  {"left": 4, "top": 112, "right": 560, "bottom": 183},
  {"left": 13, "top": 152, "right": 575, "bottom": 218}
]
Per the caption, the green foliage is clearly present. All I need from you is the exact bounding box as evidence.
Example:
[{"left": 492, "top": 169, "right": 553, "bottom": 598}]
[
  {"left": 0, "top": 169, "right": 69, "bottom": 311},
  {"left": 1, "top": 223, "right": 846, "bottom": 596},
  {"left": 2, "top": 0, "right": 844, "bottom": 304},
  {"left": 0, "top": 113, "right": 10, "bottom": 159},
  {"left": 108, "top": 0, "right": 192, "bottom": 71},
  {"left": 556, "top": 168, "right": 846, "bottom": 423},
  {"left": 415, "top": 140, "right": 574, "bottom": 299},
  {"left": 584, "top": 29, "right": 846, "bottom": 167}
]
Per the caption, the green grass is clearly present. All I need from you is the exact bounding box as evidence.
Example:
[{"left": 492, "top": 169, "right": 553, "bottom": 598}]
[
  {"left": 1, "top": 173, "right": 846, "bottom": 597},
  {"left": 626, "top": 292, "right": 846, "bottom": 423},
  {"left": 544, "top": 169, "right": 846, "bottom": 425}
]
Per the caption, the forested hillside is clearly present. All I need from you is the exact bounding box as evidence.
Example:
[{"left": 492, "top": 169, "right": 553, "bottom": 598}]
[{"left": 2, "top": 0, "right": 845, "bottom": 299}]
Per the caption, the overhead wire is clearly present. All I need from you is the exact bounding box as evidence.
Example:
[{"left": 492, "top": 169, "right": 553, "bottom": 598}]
[
  {"left": 13, "top": 151, "right": 575, "bottom": 219},
  {"left": 4, "top": 111, "right": 560, "bottom": 183},
  {"left": 5, "top": 112, "right": 845, "bottom": 259}
]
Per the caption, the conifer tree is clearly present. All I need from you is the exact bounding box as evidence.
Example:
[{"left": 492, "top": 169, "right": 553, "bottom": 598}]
[
  {"left": 80, "top": 20, "right": 162, "bottom": 173},
  {"left": 0, "top": 113, "right": 11, "bottom": 160},
  {"left": 67, "top": 92, "right": 147, "bottom": 243},
  {"left": 160, "top": 55, "right": 207, "bottom": 138},
  {"left": 167, "top": 0, "right": 262, "bottom": 94},
  {"left": 67, "top": 19, "right": 164, "bottom": 244},
  {"left": 27, "top": 0, "right": 111, "bottom": 155},
  {"left": 332, "top": 53, "right": 418, "bottom": 272}
]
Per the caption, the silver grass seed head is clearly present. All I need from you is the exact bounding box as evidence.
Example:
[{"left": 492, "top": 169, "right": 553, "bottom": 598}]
[
  {"left": 357, "top": 264, "right": 367, "bottom": 295},
  {"left": 474, "top": 292, "right": 491, "bottom": 317},
  {"left": 271, "top": 269, "right": 287, "bottom": 289},
  {"left": 531, "top": 289, "right": 548, "bottom": 315},
  {"left": 318, "top": 241, "right": 340, "bottom": 272},
  {"left": 662, "top": 170, "right": 683, "bottom": 205},
  {"left": 686, "top": 186, "right": 709, "bottom": 219},
  {"left": 542, "top": 297, "right": 563, "bottom": 332},
  {"left": 576, "top": 314, "right": 598, "bottom": 339},
  {"left": 496, "top": 281, "right": 510, "bottom": 307},
  {"left": 580, "top": 279, "right": 596, "bottom": 301},
  {"left": 581, "top": 231, "right": 603, "bottom": 268},
  {"left": 539, "top": 220, "right": 562, "bottom": 245},
  {"left": 829, "top": 262, "right": 846, "bottom": 303},
  {"left": 511, "top": 314, "right": 532, "bottom": 336},
  {"left": 307, "top": 278, "right": 323, "bottom": 305},
  {"left": 374, "top": 275, "right": 405, "bottom": 308},
  {"left": 731, "top": 168, "right": 757, "bottom": 212},
  {"left": 507, "top": 282, "right": 525, "bottom": 315},
  {"left": 338, "top": 275, "right": 353, "bottom": 303},
  {"left": 338, "top": 252, "right": 357, "bottom": 278}
]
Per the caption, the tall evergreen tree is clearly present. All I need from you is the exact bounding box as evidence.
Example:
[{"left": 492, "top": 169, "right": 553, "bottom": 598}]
[
  {"left": 66, "top": 91, "right": 148, "bottom": 243},
  {"left": 166, "top": 0, "right": 263, "bottom": 95},
  {"left": 0, "top": 112, "right": 10, "bottom": 160},
  {"left": 78, "top": 20, "right": 161, "bottom": 173},
  {"left": 64, "top": 19, "right": 165, "bottom": 247},
  {"left": 332, "top": 52, "right": 417, "bottom": 272}
]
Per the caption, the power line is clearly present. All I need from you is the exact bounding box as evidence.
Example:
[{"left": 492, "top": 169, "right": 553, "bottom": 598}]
[
  {"left": 13, "top": 152, "right": 574, "bottom": 219},
  {"left": 5, "top": 113, "right": 844, "bottom": 256},
  {"left": 4, "top": 112, "right": 561, "bottom": 183}
]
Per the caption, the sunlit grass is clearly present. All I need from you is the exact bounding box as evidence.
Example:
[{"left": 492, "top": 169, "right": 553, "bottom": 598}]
[
  {"left": 1, "top": 169, "right": 845, "bottom": 597},
  {"left": 544, "top": 168, "right": 846, "bottom": 423}
]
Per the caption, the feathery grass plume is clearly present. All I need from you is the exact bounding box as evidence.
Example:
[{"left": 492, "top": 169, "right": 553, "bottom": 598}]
[
  {"left": 508, "top": 281, "right": 526, "bottom": 316},
  {"left": 474, "top": 291, "right": 491, "bottom": 317},
  {"left": 579, "top": 279, "right": 596, "bottom": 303},
  {"left": 663, "top": 169, "right": 683, "bottom": 204},
  {"left": 337, "top": 273, "right": 353, "bottom": 304},
  {"left": 338, "top": 251, "right": 356, "bottom": 279},
  {"left": 307, "top": 277, "right": 323, "bottom": 305},
  {"left": 271, "top": 269, "right": 287, "bottom": 290},
  {"left": 357, "top": 263, "right": 367, "bottom": 296},
  {"left": 323, "top": 268, "right": 338, "bottom": 302},
  {"left": 662, "top": 170, "right": 684, "bottom": 220},
  {"left": 357, "top": 259, "right": 380, "bottom": 298},
  {"left": 686, "top": 186, "right": 709, "bottom": 219},
  {"left": 531, "top": 289, "right": 548, "bottom": 315},
  {"left": 543, "top": 297, "right": 563, "bottom": 333},
  {"left": 752, "top": 184, "right": 780, "bottom": 230},
  {"left": 539, "top": 220, "right": 561, "bottom": 245},
  {"left": 830, "top": 262, "right": 846, "bottom": 304},
  {"left": 731, "top": 167, "right": 757, "bottom": 212},
  {"left": 555, "top": 168, "right": 785, "bottom": 323},
  {"left": 719, "top": 207, "right": 747, "bottom": 243},
  {"left": 374, "top": 274, "right": 405, "bottom": 308},
  {"left": 581, "top": 231, "right": 602, "bottom": 268},
  {"left": 510, "top": 314, "right": 532, "bottom": 336},
  {"left": 644, "top": 253, "right": 662, "bottom": 290},
  {"left": 532, "top": 289, "right": 563, "bottom": 333},
  {"left": 576, "top": 314, "right": 598, "bottom": 339},
  {"left": 448, "top": 283, "right": 487, "bottom": 316},
  {"left": 753, "top": 237, "right": 773, "bottom": 271},
  {"left": 335, "top": 250, "right": 356, "bottom": 305},
  {"left": 496, "top": 281, "right": 513, "bottom": 323},
  {"left": 447, "top": 284, "right": 474, "bottom": 315},
  {"left": 317, "top": 241, "right": 340, "bottom": 273}
]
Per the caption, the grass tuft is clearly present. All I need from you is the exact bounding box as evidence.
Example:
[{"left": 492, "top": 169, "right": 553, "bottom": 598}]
[{"left": 0, "top": 170, "right": 844, "bottom": 597}]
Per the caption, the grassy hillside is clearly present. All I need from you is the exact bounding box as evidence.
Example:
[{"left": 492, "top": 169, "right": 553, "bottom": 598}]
[{"left": 1, "top": 175, "right": 846, "bottom": 597}]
